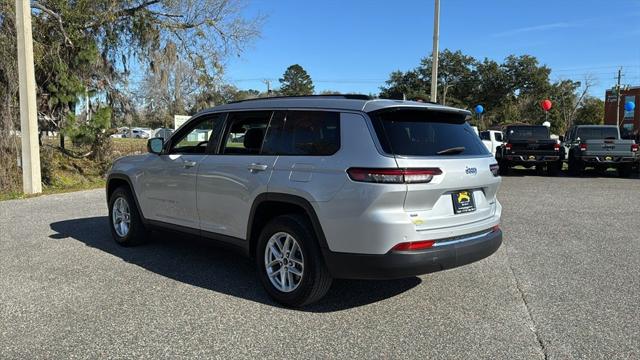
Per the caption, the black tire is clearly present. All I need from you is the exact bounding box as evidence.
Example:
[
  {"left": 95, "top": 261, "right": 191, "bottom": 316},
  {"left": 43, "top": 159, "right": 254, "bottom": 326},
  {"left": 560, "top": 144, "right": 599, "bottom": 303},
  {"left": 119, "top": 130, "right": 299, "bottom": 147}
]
[
  {"left": 498, "top": 160, "right": 510, "bottom": 176},
  {"left": 108, "top": 186, "right": 147, "bottom": 246},
  {"left": 568, "top": 154, "right": 584, "bottom": 176},
  {"left": 618, "top": 164, "right": 633, "bottom": 178},
  {"left": 256, "top": 214, "right": 333, "bottom": 307},
  {"left": 547, "top": 161, "right": 562, "bottom": 176}
]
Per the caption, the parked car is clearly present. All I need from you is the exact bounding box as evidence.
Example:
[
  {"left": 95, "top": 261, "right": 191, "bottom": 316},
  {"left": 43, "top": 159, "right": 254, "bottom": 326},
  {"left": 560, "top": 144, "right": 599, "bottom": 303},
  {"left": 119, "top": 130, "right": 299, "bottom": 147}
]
[
  {"left": 479, "top": 130, "right": 503, "bottom": 156},
  {"left": 130, "top": 128, "right": 151, "bottom": 139},
  {"left": 562, "top": 125, "right": 638, "bottom": 177},
  {"left": 106, "top": 95, "right": 503, "bottom": 307},
  {"left": 495, "top": 125, "right": 562, "bottom": 176}
]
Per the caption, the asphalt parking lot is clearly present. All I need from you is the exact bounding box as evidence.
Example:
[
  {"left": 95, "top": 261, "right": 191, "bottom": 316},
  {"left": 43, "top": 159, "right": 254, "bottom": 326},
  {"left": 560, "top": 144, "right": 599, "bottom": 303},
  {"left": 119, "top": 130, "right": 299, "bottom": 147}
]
[{"left": 1, "top": 172, "right": 639, "bottom": 359}]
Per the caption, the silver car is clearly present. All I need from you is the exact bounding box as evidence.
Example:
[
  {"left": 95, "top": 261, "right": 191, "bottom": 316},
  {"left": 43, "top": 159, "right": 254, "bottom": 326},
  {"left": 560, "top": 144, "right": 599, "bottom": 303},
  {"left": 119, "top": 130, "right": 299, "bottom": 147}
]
[{"left": 106, "top": 95, "right": 503, "bottom": 306}]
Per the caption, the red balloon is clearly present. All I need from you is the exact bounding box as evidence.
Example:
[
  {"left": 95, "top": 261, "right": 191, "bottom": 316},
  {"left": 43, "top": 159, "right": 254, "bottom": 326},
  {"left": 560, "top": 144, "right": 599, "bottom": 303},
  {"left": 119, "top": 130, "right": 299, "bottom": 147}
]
[{"left": 541, "top": 99, "right": 552, "bottom": 111}]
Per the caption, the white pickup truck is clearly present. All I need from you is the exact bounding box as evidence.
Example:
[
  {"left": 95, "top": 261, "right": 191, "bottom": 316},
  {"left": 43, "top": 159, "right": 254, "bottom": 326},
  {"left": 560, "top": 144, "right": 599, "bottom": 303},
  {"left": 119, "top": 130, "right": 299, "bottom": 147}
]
[{"left": 479, "top": 130, "right": 503, "bottom": 156}]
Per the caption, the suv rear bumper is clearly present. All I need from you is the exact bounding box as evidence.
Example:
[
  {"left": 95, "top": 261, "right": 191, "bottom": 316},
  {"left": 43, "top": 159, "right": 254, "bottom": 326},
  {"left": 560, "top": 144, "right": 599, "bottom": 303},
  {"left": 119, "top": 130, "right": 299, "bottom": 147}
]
[
  {"left": 503, "top": 154, "right": 560, "bottom": 164},
  {"left": 578, "top": 155, "right": 637, "bottom": 164},
  {"left": 321, "top": 228, "right": 502, "bottom": 280}
]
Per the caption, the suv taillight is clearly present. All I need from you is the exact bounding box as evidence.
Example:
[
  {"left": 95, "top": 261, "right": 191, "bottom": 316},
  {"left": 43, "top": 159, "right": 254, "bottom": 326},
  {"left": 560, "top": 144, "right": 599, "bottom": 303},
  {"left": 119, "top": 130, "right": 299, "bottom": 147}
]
[
  {"left": 505, "top": 143, "right": 512, "bottom": 151},
  {"left": 632, "top": 144, "right": 639, "bottom": 153},
  {"left": 554, "top": 143, "right": 561, "bottom": 151},
  {"left": 347, "top": 168, "right": 442, "bottom": 184},
  {"left": 490, "top": 163, "right": 500, "bottom": 177},
  {"left": 579, "top": 143, "right": 588, "bottom": 151}
]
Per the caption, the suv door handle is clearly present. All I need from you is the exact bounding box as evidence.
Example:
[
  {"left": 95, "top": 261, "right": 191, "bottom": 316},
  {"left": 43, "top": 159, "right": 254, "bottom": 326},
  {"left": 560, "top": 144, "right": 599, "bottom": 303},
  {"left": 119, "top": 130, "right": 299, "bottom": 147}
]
[
  {"left": 248, "top": 163, "right": 268, "bottom": 172},
  {"left": 183, "top": 161, "right": 197, "bottom": 168}
]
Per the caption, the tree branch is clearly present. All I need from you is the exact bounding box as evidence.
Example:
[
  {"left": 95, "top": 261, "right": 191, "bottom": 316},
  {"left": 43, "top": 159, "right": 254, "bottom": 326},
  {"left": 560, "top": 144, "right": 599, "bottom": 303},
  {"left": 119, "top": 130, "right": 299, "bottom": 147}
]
[{"left": 31, "top": 1, "right": 73, "bottom": 47}]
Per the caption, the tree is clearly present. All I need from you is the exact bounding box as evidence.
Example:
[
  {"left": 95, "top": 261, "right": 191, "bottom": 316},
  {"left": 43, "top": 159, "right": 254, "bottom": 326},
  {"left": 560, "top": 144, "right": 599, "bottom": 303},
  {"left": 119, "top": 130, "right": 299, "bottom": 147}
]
[
  {"left": 379, "top": 49, "right": 596, "bottom": 134},
  {"left": 574, "top": 97, "right": 604, "bottom": 125},
  {"left": 279, "top": 64, "right": 314, "bottom": 96}
]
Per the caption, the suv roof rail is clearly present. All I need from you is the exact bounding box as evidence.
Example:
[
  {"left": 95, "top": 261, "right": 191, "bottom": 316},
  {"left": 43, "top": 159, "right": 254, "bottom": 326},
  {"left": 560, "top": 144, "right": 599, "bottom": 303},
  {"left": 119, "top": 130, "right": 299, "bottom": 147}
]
[{"left": 227, "top": 94, "right": 373, "bottom": 104}]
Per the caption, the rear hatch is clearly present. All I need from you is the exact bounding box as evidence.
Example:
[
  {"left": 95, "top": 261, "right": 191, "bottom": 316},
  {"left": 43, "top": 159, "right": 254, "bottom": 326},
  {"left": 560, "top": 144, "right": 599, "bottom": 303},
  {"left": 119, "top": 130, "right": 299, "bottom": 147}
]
[
  {"left": 577, "top": 127, "right": 635, "bottom": 156},
  {"left": 369, "top": 107, "right": 500, "bottom": 230},
  {"left": 582, "top": 139, "right": 635, "bottom": 155},
  {"left": 504, "top": 126, "right": 557, "bottom": 155}
]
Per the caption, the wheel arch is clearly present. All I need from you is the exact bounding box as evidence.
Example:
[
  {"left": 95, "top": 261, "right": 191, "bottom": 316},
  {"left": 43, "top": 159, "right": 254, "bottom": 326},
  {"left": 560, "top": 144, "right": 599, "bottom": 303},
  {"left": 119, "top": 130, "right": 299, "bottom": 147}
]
[
  {"left": 106, "top": 173, "right": 146, "bottom": 221},
  {"left": 247, "top": 193, "right": 329, "bottom": 259}
]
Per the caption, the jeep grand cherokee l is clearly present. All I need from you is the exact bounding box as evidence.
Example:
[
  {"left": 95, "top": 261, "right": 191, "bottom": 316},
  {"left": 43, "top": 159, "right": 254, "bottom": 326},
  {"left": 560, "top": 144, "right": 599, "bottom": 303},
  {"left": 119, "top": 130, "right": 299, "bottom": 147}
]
[{"left": 106, "top": 95, "right": 503, "bottom": 307}]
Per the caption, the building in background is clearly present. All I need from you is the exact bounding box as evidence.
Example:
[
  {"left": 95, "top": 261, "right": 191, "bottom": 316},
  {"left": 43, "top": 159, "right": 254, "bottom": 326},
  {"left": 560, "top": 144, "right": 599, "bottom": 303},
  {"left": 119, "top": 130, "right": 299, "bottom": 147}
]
[{"left": 605, "top": 87, "right": 639, "bottom": 139}]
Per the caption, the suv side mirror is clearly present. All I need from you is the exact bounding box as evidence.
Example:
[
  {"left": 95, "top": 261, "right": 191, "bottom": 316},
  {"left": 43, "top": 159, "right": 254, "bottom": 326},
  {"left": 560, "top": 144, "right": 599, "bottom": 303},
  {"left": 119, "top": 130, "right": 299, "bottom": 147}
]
[{"left": 147, "top": 137, "right": 164, "bottom": 154}]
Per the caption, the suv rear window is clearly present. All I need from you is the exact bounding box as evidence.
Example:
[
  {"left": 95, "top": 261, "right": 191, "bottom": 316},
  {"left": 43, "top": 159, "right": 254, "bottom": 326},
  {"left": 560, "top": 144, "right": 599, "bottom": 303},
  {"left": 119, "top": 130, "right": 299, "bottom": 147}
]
[
  {"left": 505, "top": 126, "right": 549, "bottom": 140},
  {"left": 263, "top": 111, "right": 340, "bottom": 155},
  {"left": 576, "top": 127, "right": 618, "bottom": 140},
  {"left": 370, "top": 109, "right": 488, "bottom": 156}
]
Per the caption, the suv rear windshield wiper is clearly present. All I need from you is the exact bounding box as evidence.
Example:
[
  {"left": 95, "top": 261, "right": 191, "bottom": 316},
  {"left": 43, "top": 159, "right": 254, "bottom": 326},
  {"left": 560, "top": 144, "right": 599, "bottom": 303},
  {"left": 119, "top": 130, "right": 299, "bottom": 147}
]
[{"left": 436, "top": 146, "right": 465, "bottom": 155}]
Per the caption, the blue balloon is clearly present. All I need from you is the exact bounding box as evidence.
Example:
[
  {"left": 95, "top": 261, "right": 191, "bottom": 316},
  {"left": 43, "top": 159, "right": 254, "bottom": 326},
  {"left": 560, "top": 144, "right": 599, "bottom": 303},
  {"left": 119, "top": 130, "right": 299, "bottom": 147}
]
[
  {"left": 475, "top": 105, "right": 484, "bottom": 114},
  {"left": 625, "top": 101, "right": 635, "bottom": 112}
]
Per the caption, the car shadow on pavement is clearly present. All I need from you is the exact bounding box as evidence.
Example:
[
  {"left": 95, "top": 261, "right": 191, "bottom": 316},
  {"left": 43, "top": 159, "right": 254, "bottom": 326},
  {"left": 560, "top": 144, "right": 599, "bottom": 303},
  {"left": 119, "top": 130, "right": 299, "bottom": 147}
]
[{"left": 49, "top": 216, "right": 421, "bottom": 312}]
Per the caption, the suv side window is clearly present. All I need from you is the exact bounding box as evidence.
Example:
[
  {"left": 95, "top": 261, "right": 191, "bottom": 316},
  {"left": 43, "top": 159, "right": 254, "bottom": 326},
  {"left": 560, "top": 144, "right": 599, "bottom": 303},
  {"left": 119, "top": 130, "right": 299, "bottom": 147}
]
[
  {"left": 494, "top": 132, "right": 503, "bottom": 142},
  {"left": 222, "top": 111, "right": 273, "bottom": 155},
  {"left": 169, "top": 114, "right": 224, "bottom": 154},
  {"left": 479, "top": 131, "right": 490, "bottom": 141},
  {"left": 263, "top": 110, "right": 340, "bottom": 155}
]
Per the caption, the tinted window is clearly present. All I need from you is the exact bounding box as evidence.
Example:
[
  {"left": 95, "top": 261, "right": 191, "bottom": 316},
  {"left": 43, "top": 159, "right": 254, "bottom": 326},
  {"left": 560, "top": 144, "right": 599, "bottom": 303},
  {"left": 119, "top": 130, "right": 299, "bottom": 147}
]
[
  {"left": 169, "top": 114, "right": 223, "bottom": 154},
  {"left": 263, "top": 111, "right": 340, "bottom": 155},
  {"left": 371, "top": 109, "right": 489, "bottom": 156},
  {"left": 479, "top": 131, "right": 490, "bottom": 140},
  {"left": 576, "top": 127, "right": 619, "bottom": 140},
  {"left": 222, "top": 111, "right": 272, "bottom": 155},
  {"left": 494, "top": 132, "right": 503, "bottom": 142},
  {"left": 505, "top": 126, "right": 549, "bottom": 140}
]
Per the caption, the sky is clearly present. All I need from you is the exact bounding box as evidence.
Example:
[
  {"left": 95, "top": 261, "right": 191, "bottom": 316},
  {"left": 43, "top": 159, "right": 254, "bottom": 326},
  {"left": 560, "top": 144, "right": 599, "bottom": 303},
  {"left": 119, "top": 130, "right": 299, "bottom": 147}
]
[{"left": 224, "top": 0, "right": 640, "bottom": 99}]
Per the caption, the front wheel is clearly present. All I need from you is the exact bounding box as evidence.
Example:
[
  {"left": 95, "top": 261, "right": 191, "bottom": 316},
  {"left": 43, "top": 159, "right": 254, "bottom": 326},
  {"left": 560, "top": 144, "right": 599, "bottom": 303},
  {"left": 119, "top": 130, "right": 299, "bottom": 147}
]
[
  {"left": 108, "top": 186, "right": 147, "bottom": 246},
  {"left": 256, "top": 215, "right": 332, "bottom": 307}
]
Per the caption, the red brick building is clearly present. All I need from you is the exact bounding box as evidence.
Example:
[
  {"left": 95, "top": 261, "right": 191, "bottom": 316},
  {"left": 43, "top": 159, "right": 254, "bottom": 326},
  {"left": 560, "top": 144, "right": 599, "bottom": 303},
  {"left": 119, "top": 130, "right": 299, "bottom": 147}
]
[{"left": 604, "top": 86, "right": 639, "bottom": 139}]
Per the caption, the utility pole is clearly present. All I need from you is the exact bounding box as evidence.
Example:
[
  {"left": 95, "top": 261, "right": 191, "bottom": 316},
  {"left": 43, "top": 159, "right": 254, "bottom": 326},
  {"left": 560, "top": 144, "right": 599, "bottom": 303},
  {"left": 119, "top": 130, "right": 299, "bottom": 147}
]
[
  {"left": 430, "top": 0, "right": 440, "bottom": 103},
  {"left": 262, "top": 79, "right": 272, "bottom": 95},
  {"left": 615, "top": 67, "right": 622, "bottom": 128},
  {"left": 15, "top": 0, "right": 42, "bottom": 194}
]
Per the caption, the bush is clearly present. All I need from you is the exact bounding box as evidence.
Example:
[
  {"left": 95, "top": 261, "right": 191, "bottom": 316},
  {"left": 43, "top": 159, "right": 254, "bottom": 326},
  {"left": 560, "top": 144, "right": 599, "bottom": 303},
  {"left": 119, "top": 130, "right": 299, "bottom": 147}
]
[{"left": 63, "top": 106, "right": 114, "bottom": 161}]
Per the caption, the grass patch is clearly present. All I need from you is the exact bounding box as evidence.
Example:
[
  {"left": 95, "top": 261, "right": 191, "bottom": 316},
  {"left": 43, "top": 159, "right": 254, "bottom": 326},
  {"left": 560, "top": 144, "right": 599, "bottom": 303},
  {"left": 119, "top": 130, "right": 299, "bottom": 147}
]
[{"left": 1, "top": 137, "right": 149, "bottom": 201}]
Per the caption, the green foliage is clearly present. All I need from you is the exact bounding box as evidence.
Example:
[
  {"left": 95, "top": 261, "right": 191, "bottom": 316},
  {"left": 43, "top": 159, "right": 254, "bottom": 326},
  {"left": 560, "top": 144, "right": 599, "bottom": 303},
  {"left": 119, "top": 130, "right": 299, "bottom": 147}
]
[
  {"left": 279, "top": 64, "right": 314, "bottom": 96},
  {"left": 574, "top": 97, "right": 604, "bottom": 125},
  {"left": 380, "top": 49, "right": 593, "bottom": 134},
  {"left": 63, "top": 106, "right": 112, "bottom": 160}
]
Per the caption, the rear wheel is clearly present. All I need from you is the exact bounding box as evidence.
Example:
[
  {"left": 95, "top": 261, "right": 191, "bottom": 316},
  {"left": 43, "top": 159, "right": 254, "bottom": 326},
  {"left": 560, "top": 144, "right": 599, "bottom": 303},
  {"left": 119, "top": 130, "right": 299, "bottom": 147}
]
[
  {"left": 568, "top": 154, "right": 584, "bottom": 176},
  {"left": 256, "top": 214, "right": 332, "bottom": 307},
  {"left": 498, "top": 160, "right": 510, "bottom": 176},
  {"left": 108, "top": 186, "right": 147, "bottom": 246},
  {"left": 618, "top": 164, "right": 633, "bottom": 178},
  {"left": 547, "top": 161, "right": 562, "bottom": 176}
]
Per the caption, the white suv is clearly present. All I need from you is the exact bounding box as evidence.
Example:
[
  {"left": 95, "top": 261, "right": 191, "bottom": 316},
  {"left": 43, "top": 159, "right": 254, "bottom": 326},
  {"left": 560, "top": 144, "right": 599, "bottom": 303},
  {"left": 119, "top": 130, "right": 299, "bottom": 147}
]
[{"left": 106, "top": 95, "right": 503, "bottom": 306}]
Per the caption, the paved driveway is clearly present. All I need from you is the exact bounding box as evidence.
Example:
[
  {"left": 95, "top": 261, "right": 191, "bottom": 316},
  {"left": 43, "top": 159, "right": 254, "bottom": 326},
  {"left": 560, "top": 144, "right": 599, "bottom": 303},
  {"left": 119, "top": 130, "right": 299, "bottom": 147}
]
[{"left": 1, "top": 173, "right": 639, "bottom": 359}]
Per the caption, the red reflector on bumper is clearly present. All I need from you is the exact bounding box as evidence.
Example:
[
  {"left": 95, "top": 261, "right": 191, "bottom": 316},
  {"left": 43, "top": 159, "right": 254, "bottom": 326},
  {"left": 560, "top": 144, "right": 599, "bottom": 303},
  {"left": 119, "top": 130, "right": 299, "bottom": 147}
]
[{"left": 391, "top": 240, "right": 436, "bottom": 251}]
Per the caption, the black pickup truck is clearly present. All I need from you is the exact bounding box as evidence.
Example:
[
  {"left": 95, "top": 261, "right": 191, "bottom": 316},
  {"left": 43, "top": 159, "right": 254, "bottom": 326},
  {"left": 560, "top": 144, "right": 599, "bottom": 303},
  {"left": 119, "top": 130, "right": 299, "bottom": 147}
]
[
  {"left": 495, "top": 125, "right": 562, "bottom": 176},
  {"left": 562, "top": 125, "right": 638, "bottom": 177}
]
